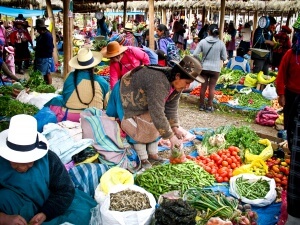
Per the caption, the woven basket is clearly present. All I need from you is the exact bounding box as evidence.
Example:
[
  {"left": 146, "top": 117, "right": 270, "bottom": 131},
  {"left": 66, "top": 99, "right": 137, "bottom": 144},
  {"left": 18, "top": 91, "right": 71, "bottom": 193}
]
[{"left": 250, "top": 48, "right": 270, "bottom": 58}]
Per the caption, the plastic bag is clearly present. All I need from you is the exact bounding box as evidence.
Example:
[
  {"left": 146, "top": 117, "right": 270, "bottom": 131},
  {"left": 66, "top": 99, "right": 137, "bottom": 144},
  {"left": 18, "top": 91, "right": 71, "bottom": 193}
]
[
  {"left": 100, "top": 185, "right": 156, "bottom": 225},
  {"left": 245, "top": 139, "right": 273, "bottom": 163},
  {"left": 99, "top": 167, "right": 134, "bottom": 194},
  {"left": 262, "top": 84, "right": 278, "bottom": 100},
  {"left": 229, "top": 174, "right": 276, "bottom": 207},
  {"left": 244, "top": 73, "right": 258, "bottom": 87},
  {"left": 232, "top": 159, "right": 268, "bottom": 176},
  {"left": 34, "top": 107, "right": 57, "bottom": 132},
  {"left": 89, "top": 204, "right": 101, "bottom": 225}
]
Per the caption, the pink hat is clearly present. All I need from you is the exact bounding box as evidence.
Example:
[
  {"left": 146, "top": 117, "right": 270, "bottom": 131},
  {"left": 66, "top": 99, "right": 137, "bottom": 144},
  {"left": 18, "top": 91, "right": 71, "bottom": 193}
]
[{"left": 5, "top": 46, "right": 14, "bottom": 54}]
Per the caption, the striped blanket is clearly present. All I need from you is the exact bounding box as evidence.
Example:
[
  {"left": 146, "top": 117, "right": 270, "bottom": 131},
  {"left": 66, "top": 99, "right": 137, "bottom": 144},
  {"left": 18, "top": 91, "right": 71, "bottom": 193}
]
[{"left": 80, "top": 108, "right": 140, "bottom": 172}]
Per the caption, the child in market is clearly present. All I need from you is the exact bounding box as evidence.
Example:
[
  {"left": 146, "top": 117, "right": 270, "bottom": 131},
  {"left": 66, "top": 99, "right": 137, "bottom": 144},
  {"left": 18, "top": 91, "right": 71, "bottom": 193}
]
[{"left": 5, "top": 46, "right": 15, "bottom": 74}]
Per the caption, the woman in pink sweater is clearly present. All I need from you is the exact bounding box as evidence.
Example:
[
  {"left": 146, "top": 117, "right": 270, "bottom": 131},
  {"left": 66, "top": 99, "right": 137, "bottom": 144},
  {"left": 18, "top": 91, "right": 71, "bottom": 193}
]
[{"left": 101, "top": 41, "right": 150, "bottom": 89}]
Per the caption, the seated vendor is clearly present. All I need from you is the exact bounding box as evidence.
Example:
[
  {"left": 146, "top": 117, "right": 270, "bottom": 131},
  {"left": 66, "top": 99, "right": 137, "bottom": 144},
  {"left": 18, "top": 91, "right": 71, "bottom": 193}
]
[
  {"left": 0, "top": 114, "right": 97, "bottom": 225},
  {"left": 226, "top": 47, "right": 251, "bottom": 73},
  {"left": 45, "top": 48, "right": 110, "bottom": 122}
]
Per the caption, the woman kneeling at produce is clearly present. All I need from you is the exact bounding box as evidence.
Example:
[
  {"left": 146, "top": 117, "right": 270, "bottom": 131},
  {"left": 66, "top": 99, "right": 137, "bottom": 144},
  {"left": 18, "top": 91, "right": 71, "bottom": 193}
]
[
  {"left": 0, "top": 114, "right": 97, "bottom": 225},
  {"left": 106, "top": 55, "right": 204, "bottom": 169},
  {"left": 45, "top": 48, "right": 110, "bottom": 122}
]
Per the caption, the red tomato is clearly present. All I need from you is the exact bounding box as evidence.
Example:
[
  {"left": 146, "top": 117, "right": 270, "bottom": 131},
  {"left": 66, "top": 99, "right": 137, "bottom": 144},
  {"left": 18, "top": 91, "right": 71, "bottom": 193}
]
[
  {"left": 231, "top": 163, "right": 237, "bottom": 169},
  {"left": 226, "top": 158, "right": 233, "bottom": 164},
  {"left": 222, "top": 161, "right": 229, "bottom": 167},
  {"left": 228, "top": 146, "right": 236, "bottom": 152},
  {"left": 223, "top": 177, "right": 229, "bottom": 182},
  {"left": 216, "top": 176, "right": 224, "bottom": 183}
]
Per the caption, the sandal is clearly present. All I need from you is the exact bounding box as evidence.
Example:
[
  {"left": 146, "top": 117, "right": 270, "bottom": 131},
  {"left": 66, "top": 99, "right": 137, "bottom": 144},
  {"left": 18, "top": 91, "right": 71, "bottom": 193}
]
[{"left": 141, "top": 159, "right": 152, "bottom": 169}]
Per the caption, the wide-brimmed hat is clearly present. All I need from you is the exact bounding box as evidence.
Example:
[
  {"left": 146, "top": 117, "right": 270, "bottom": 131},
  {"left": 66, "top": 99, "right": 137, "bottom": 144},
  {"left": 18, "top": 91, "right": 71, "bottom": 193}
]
[
  {"left": 14, "top": 14, "right": 26, "bottom": 24},
  {"left": 124, "top": 22, "right": 133, "bottom": 32},
  {"left": 101, "top": 41, "right": 128, "bottom": 58},
  {"left": 171, "top": 55, "right": 204, "bottom": 83},
  {"left": 193, "top": 36, "right": 200, "bottom": 40},
  {"left": 293, "top": 14, "right": 300, "bottom": 30},
  {"left": 34, "top": 18, "right": 47, "bottom": 29},
  {"left": 5, "top": 46, "right": 14, "bottom": 54},
  {"left": 0, "top": 114, "right": 49, "bottom": 163},
  {"left": 24, "top": 20, "right": 31, "bottom": 28},
  {"left": 69, "top": 48, "right": 102, "bottom": 69}
]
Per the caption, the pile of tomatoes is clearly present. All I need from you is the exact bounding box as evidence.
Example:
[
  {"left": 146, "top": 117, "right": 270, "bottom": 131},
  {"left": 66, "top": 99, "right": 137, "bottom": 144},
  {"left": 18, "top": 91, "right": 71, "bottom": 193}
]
[
  {"left": 265, "top": 157, "right": 290, "bottom": 189},
  {"left": 95, "top": 66, "right": 110, "bottom": 76},
  {"left": 187, "top": 146, "right": 242, "bottom": 183}
]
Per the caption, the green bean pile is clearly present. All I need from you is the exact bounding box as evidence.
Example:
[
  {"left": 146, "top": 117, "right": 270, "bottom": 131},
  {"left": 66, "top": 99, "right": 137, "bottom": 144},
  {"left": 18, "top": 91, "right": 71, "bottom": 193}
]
[
  {"left": 235, "top": 176, "right": 270, "bottom": 200},
  {"left": 135, "top": 161, "right": 215, "bottom": 199}
]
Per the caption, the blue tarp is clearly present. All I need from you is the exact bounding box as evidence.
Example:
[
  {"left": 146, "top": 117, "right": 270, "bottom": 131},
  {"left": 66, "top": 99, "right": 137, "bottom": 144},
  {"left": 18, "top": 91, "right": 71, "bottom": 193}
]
[
  {"left": 104, "top": 11, "right": 144, "bottom": 16},
  {"left": 0, "top": 6, "right": 61, "bottom": 18}
]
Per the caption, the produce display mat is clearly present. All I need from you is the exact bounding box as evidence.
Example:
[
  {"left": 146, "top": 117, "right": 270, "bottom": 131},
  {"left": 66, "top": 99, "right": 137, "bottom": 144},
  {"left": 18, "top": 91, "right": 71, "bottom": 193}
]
[{"left": 207, "top": 184, "right": 280, "bottom": 225}]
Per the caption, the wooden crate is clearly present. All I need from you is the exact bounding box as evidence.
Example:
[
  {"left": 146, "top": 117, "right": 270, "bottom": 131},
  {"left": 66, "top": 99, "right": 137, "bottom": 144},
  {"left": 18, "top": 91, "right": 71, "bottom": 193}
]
[{"left": 257, "top": 132, "right": 290, "bottom": 158}]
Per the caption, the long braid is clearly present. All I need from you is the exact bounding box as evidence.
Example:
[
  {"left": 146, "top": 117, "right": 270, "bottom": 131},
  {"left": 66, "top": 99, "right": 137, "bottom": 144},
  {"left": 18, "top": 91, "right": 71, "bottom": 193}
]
[{"left": 74, "top": 68, "right": 95, "bottom": 106}]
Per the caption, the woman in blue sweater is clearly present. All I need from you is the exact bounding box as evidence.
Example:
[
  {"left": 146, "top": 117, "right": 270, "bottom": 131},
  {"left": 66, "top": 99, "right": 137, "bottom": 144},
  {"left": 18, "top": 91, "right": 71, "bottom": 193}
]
[{"left": 0, "top": 114, "right": 96, "bottom": 225}]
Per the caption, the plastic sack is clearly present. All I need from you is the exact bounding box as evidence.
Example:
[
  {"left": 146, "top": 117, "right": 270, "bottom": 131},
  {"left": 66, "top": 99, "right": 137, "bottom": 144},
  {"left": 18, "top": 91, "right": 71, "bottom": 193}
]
[
  {"left": 100, "top": 184, "right": 156, "bottom": 225},
  {"left": 244, "top": 73, "right": 258, "bottom": 87},
  {"left": 34, "top": 107, "right": 57, "bottom": 132},
  {"left": 232, "top": 159, "right": 268, "bottom": 176},
  {"left": 89, "top": 204, "right": 101, "bottom": 225},
  {"left": 245, "top": 139, "right": 273, "bottom": 163},
  {"left": 229, "top": 174, "right": 276, "bottom": 207},
  {"left": 262, "top": 84, "right": 278, "bottom": 100},
  {"left": 99, "top": 167, "right": 134, "bottom": 194}
]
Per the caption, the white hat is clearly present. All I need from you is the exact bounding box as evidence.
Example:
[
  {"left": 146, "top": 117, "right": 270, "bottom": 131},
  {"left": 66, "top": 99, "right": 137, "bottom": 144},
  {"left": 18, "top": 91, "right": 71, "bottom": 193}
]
[
  {"left": 69, "top": 48, "right": 102, "bottom": 69},
  {"left": 0, "top": 114, "right": 49, "bottom": 163}
]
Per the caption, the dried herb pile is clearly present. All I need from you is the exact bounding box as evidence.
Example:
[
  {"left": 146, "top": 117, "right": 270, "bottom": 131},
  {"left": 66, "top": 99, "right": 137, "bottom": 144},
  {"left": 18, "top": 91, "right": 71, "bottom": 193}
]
[{"left": 109, "top": 189, "right": 151, "bottom": 212}]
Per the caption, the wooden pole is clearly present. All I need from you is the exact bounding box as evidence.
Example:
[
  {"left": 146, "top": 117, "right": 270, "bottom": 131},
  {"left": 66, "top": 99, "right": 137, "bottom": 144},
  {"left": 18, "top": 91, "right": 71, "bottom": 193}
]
[
  {"left": 123, "top": 0, "right": 127, "bottom": 25},
  {"left": 201, "top": 7, "right": 206, "bottom": 28},
  {"left": 63, "top": 0, "right": 71, "bottom": 80},
  {"left": 46, "top": 0, "right": 58, "bottom": 66},
  {"left": 162, "top": 8, "right": 167, "bottom": 25},
  {"left": 149, "top": 0, "right": 155, "bottom": 50},
  {"left": 219, "top": 0, "right": 225, "bottom": 41}
]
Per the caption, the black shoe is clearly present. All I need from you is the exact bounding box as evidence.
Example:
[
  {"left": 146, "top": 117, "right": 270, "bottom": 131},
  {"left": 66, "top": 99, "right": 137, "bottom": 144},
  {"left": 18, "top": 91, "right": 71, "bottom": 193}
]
[
  {"left": 206, "top": 106, "right": 214, "bottom": 113},
  {"left": 199, "top": 105, "right": 206, "bottom": 111}
]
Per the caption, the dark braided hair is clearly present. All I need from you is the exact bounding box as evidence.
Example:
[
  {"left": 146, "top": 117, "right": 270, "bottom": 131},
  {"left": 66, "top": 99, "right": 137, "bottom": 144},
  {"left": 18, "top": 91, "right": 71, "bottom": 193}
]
[{"left": 73, "top": 68, "right": 96, "bottom": 106}]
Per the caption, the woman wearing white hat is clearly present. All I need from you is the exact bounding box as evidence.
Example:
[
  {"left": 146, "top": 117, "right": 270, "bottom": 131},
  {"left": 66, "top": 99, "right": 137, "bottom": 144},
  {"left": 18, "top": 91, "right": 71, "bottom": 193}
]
[
  {"left": 0, "top": 114, "right": 97, "bottom": 225},
  {"left": 45, "top": 48, "right": 110, "bottom": 122}
]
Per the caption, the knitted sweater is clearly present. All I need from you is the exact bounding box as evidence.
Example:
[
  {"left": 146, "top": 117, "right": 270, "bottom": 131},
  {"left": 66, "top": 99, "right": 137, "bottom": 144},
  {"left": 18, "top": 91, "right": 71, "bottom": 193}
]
[
  {"left": 41, "top": 150, "right": 75, "bottom": 221},
  {"left": 120, "top": 67, "right": 181, "bottom": 139},
  {"left": 193, "top": 36, "right": 227, "bottom": 72},
  {"left": 276, "top": 49, "right": 300, "bottom": 95}
]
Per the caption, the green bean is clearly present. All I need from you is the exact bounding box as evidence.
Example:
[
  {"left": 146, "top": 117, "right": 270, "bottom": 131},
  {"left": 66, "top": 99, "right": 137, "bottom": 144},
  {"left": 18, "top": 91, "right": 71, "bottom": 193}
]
[{"left": 135, "top": 161, "right": 215, "bottom": 199}]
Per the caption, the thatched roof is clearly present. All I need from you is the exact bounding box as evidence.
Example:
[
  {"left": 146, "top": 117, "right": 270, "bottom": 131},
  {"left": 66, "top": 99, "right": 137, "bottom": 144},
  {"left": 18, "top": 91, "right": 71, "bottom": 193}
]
[
  {"left": 0, "top": 0, "right": 298, "bottom": 14},
  {"left": 80, "top": 0, "right": 299, "bottom": 13}
]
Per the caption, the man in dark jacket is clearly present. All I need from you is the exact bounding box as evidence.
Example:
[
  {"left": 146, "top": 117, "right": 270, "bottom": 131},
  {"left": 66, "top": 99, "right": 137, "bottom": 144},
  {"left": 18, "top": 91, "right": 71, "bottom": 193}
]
[
  {"left": 252, "top": 16, "right": 277, "bottom": 75},
  {"left": 34, "top": 18, "right": 54, "bottom": 84}
]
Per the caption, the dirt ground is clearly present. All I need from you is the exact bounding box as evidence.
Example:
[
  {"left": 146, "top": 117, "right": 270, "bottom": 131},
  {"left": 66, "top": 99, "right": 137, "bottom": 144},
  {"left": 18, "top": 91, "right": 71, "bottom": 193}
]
[{"left": 45, "top": 72, "right": 278, "bottom": 138}]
